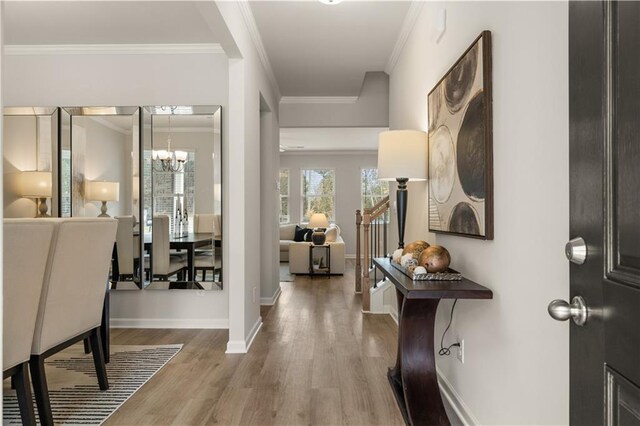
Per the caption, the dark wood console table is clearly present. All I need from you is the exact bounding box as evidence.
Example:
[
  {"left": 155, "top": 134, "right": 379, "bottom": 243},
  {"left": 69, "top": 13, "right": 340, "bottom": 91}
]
[{"left": 373, "top": 257, "right": 493, "bottom": 426}]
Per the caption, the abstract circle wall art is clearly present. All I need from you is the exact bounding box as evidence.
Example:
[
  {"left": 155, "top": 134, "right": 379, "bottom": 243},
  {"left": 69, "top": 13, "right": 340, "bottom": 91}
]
[{"left": 427, "top": 31, "right": 494, "bottom": 239}]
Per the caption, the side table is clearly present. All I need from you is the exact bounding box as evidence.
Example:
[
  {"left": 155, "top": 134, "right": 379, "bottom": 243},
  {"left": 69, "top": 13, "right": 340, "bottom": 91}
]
[{"left": 308, "top": 244, "right": 331, "bottom": 277}]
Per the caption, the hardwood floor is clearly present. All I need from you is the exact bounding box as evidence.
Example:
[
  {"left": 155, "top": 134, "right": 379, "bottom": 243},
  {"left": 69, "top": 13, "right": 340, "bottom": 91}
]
[{"left": 106, "top": 261, "right": 404, "bottom": 425}]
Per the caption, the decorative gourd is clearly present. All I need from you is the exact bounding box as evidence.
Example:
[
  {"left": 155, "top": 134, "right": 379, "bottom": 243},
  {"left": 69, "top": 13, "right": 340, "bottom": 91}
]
[{"left": 418, "top": 245, "right": 451, "bottom": 273}]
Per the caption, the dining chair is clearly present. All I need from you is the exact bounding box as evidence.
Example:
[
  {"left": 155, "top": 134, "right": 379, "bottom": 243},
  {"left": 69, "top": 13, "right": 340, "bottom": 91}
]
[
  {"left": 3, "top": 219, "right": 56, "bottom": 426},
  {"left": 29, "top": 218, "right": 117, "bottom": 426},
  {"left": 144, "top": 214, "right": 186, "bottom": 281},
  {"left": 114, "top": 215, "right": 139, "bottom": 283}
]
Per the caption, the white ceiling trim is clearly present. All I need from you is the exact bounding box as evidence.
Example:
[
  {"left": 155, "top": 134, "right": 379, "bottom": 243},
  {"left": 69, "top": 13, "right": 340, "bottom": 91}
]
[
  {"left": 3, "top": 43, "right": 225, "bottom": 56},
  {"left": 385, "top": 1, "right": 424, "bottom": 75},
  {"left": 280, "top": 96, "right": 359, "bottom": 105},
  {"left": 237, "top": 0, "right": 282, "bottom": 100}
]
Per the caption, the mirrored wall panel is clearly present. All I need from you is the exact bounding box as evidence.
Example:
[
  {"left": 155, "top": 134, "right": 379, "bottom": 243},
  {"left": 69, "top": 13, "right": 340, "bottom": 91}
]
[
  {"left": 143, "top": 105, "right": 222, "bottom": 290},
  {"left": 63, "top": 107, "right": 142, "bottom": 290},
  {"left": 3, "top": 107, "right": 59, "bottom": 218}
]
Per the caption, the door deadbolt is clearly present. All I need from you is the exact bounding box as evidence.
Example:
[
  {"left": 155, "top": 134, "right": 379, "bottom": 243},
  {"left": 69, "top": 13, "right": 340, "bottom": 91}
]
[{"left": 565, "top": 237, "right": 587, "bottom": 265}]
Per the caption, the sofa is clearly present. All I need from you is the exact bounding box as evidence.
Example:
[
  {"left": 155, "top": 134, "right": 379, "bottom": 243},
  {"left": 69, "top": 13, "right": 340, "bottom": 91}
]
[{"left": 280, "top": 223, "right": 345, "bottom": 275}]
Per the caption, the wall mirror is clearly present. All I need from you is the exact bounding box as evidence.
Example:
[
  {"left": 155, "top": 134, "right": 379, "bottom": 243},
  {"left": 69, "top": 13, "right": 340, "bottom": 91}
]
[
  {"left": 3, "top": 107, "right": 59, "bottom": 218},
  {"left": 62, "top": 107, "right": 142, "bottom": 290},
  {"left": 143, "top": 105, "right": 222, "bottom": 291}
]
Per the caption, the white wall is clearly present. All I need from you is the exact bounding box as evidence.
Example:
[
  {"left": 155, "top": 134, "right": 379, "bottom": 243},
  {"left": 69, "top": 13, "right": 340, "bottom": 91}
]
[
  {"left": 259, "top": 101, "right": 280, "bottom": 303},
  {"left": 215, "top": 1, "right": 281, "bottom": 352},
  {"left": 279, "top": 71, "right": 389, "bottom": 128},
  {"left": 76, "top": 117, "right": 129, "bottom": 218},
  {"left": 3, "top": 49, "right": 231, "bottom": 328},
  {"left": 388, "top": 2, "right": 569, "bottom": 424},
  {"left": 280, "top": 151, "right": 378, "bottom": 256}
]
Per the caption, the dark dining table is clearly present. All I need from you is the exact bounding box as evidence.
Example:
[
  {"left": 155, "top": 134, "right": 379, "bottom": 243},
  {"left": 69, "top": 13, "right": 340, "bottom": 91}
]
[{"left": 144, "top": 233, "right": 215, "bottom": 281}]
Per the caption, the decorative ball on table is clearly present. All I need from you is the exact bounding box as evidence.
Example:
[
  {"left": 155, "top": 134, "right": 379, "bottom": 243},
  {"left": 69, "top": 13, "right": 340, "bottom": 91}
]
[
  {"left": 402, "top": 240, "right": 430, "bottom": 257},
  {"left": 418, "top": 245, "right": 451, "bottom": 273},
  {"left": 392, "top": 248, "right": 404, "bottom": 263}
]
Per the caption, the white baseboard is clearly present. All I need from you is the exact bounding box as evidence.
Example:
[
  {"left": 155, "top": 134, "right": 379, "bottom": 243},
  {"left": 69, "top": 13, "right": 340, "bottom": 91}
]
[
  {"left": 260, "top": 284, "right": 282, "bottom": 306},
  {"left": 110, "top": 318, "right": 229, "bottom": 329},
  {"left": 437, "top": 367, "right": 479, "bottom": 426},
  {"left": 345, "top": 254, "right": 357, "bottom": 259},
  {"left": 226, "top": 316, "right": 263, "bottom": 354}
]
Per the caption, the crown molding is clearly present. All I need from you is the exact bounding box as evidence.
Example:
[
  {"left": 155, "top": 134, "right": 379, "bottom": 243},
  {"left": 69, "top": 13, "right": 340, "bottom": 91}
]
[
  {"left": 3, "top": 43, "right": 225, "bottom": 56},
  {"left": 280, "top": 96, "right": 359, "bottom": 105},
  {"left": 237, "top": 0, "right": 282, "bottom": 100},
  {"left": 385, "top": 1, "right": 425, "bottom": 74}
]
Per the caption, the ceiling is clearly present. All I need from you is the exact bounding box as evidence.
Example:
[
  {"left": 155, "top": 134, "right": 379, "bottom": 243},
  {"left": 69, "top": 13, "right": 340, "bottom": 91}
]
[
  {"left": 250, "top": 1, "right": 411, "bottom": 96},
  {"left": 3, "top": 1, "right": 227, "bottom": 45},
  {"left": 280, "top": 127, "right": 387, "bottom": 152}
]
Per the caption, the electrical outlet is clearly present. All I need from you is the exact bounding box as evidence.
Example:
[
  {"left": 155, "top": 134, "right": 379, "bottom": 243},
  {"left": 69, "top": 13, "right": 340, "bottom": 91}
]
[
  {"left": 252, "top": 287, "right": 257, "bottom": 303},
  {"left": 457, "top": 338, "right": 465, "bottom": 364}
]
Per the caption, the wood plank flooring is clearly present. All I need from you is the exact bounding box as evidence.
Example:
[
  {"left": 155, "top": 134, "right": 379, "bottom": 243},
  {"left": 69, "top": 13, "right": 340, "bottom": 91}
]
[{"left": 106, "top": 262, "right": 404, "bottom": 425}]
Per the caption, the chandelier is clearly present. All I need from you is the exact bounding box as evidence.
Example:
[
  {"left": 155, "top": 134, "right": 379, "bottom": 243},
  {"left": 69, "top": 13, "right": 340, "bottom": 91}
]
[{"left": 152, "top": 113, "right": 187, "bottom": 172}]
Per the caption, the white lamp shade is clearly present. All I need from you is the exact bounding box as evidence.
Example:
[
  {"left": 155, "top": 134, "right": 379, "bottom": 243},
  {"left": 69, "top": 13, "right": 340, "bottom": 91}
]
[
  {"left": 377, "top": 130, "right": 428, "bottom": 181},
  {"left": 174, "top": 150, "right": 188, "bottom": 162},
  {"left": 86, "top": 181, "right": 120, "bottom": 202},
  {"left": 18, "top": 171, "right": 52, "bottom": 198},
  {"left": 308, "top": 213, "right": 329, "bottom": 228}
]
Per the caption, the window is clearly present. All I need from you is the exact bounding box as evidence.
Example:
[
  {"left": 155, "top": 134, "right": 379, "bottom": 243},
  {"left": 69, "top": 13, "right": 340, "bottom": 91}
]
[
  {"left": 147, "top": 151, "right": 196, "bottom": 234},
  {"left": 361, "top": 168, "right": 389, "bottom": 212},
  {"left": 301, "top": 169, "right": 335, "bottom": 222},
  {"left": 279, "top": 169, "right": 290, "bottom": 224}
]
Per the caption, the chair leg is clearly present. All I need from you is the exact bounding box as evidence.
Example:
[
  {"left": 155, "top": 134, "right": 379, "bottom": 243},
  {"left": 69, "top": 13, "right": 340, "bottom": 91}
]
[
  {"left": 89, "top": 328, "right": 109, "bottom": 390},
  {"left": 30, "top": 354, "right": 54, "bottom": 426},
  {"left": 14, "top": 362, "right": 36, "bottom": 426},
  {"left": 83, "top": 338, "right": 91, "bottom": 354}
]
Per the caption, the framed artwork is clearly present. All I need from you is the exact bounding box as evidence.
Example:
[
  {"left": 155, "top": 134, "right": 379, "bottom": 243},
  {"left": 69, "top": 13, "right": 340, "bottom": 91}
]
[{"left": 428, "top": 30, "right": 493, "bottom": 240}]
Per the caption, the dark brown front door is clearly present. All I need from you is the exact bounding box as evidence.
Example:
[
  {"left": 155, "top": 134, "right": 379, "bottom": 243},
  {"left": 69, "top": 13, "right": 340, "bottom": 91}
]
[{"left": 564, "top": 1, "right": 640, "bottom": 424}]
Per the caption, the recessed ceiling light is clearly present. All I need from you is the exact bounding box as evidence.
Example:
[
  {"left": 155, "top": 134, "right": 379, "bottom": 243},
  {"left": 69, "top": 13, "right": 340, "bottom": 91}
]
[{"left": 319, "top": 0, "right": 344, "bottom": 5}]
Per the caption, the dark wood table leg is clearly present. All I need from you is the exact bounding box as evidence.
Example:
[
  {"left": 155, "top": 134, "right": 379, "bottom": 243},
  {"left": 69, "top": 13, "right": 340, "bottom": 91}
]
[
  {"left": 188, "top": 245, "right": 195, "bottom": 281},
  {"left": 388, "top": 290, "right": 449, "bottom": 426},
  {"left": 101, "top": 289, "right": 110, "bottom": 364}
]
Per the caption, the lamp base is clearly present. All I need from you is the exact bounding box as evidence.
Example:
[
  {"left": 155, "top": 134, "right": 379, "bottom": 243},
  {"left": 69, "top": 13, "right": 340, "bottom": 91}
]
[
  {"left": 312, "top": 230, "right": 327, "bottom": 245},
  {"left": 36, "top": 198, "right": 51, "bottom": 218},
  {"left": 396, "top": 178, "right": 409, "bottom": 250},
  {"left": 98, "top": 201, "right": 111, "bottom": 218}
]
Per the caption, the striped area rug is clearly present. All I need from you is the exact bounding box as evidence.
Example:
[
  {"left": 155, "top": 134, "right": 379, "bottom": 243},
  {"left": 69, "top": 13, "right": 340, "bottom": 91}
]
[{"left": 3, "top": 344, "right": 182, "bottom": 425}]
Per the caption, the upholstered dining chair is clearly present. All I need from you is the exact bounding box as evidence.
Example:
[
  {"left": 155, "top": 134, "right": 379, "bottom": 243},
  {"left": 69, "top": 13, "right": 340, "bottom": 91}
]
[
  {"left": 144, "top": 214, "right": 186, "bottom": 280},
  {"left": 29, "top": 218, "right": 117, "bottom": 426},
  {"left": 114, "top": 215, "right": 140, "bottom": 284},
  {"left": 3, "top": 219, "right": 56, "bottom": 426},
  {"left": 193, "top": 214, "right": 222, "bottom": 280}
]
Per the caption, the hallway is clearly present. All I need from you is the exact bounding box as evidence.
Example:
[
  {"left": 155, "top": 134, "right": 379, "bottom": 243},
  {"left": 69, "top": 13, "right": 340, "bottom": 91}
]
[{"left": 106, "top": 262, "right": 404, "bottom": 425}]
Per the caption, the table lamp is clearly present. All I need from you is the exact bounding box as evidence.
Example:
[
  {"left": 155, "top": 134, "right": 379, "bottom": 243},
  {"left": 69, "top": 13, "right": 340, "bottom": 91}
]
[
  {"left": 18, "top": 171, "right": 52, "bottom": 217},
  {"left": 308, "top": 213, "right": 329, "bottom": 245},
  {"left": 377, "top": 130, "right": 428, "bottom": 249},
  {"left": 86, "top": 181, "right": 120, "bottom": 217}
]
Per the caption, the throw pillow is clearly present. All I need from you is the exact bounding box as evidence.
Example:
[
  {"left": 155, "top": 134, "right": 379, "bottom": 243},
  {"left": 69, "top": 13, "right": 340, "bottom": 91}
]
[
  {"left": 325, "top": 226, "right": 338, "bottom": 243},
  {"left": 294, "top": 225, "right": 312, "bottom": 242}
]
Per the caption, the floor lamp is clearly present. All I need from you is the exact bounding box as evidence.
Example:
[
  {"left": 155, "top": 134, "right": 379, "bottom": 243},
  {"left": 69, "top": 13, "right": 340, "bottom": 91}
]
[{"left": 377, "top": 130, "right": 428, "bottom": 250}]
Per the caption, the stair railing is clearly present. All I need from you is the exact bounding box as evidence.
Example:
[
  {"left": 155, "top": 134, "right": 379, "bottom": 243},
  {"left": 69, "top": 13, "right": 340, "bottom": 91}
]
[{"left": 355, "top": 195, "right": 390, "bottom": 311}]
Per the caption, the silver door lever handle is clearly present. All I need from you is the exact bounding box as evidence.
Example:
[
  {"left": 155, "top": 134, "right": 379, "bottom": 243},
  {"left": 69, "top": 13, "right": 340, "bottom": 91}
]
[{"left": 548, "top": 296, "right": 588, "bottom": 326}]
